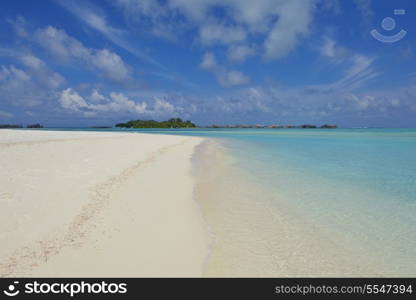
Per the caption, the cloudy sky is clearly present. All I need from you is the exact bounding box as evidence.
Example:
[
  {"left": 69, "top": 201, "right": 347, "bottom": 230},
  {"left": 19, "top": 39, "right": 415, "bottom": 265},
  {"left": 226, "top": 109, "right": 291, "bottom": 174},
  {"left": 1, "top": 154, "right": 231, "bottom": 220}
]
[{"left": 0, "top": 0, "right": 415, "bottom": 127}]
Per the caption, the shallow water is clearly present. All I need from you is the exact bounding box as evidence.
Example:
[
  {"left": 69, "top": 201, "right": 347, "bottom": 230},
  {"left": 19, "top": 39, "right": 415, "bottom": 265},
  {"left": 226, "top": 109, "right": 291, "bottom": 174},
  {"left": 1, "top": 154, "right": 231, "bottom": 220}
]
[{"left": 32, "top": 128, "right": 416, "bottom": 276}]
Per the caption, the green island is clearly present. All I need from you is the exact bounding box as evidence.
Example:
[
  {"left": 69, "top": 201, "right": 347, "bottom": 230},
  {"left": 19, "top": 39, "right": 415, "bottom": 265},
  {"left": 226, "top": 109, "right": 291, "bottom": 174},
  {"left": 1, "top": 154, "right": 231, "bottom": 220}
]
[
  {"left": 115, "top": 118, "right": 196, "bottom": 128},
  {"left": 114, "top": 118, "right": 338, "bottom": 129}
]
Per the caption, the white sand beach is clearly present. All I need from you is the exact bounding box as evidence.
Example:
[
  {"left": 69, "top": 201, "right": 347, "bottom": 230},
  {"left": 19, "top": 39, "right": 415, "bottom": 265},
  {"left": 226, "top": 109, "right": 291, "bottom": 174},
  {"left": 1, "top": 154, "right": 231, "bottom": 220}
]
[{"left": 0, "top": 130, "right": 209, "bottom": 277}]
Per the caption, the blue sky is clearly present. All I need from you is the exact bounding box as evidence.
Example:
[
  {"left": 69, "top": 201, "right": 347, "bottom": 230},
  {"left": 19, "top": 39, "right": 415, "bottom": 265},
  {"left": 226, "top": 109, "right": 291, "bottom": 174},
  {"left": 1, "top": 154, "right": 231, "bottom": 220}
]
[{"left": 0, "top": 0, "right": 415, "bottom": 127}]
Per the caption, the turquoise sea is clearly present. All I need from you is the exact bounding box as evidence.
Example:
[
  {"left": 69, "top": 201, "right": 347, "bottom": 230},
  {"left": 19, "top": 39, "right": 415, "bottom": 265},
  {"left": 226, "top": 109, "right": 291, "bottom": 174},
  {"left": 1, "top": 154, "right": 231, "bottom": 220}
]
[{"left": 44, "top": 128, "right": 416, "bottom": 276}]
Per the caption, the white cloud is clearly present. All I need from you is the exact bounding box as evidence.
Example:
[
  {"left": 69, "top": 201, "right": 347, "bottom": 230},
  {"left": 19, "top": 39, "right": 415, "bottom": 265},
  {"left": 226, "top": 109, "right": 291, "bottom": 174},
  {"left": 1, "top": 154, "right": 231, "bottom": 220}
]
[
  {"left": 0, "top": 65, "right": 29, "bottom": 81},
  {"left": 54, "top": 83, "right": 416, "bottom": 123},
  {"left": 228, "top": 44, "right": 255, "bottom": 62},
  {"left": 319, "top": 37, "right": 349, "bottom": 61},
  {"left": 112, "top": 0, "right": 182, "bottom": 41},
  {"left": 200, "top": 52, "right": 250, "bottom": 87},
  {"left": 264, "top": 0, "right": 315, "bottom": 60},
  {"left": 89, "top": 89, "right": 107, "bottom": 103},
  {"left": 218, "top": 70, "right": 250, "bottom": 87},
  {"left": 105, "top": 92, "right": 148, "bottom": 114},
  {"left": 199, "top": 23, "right": 246, "bottom": 45},
  {"left": 34, "top": 26, "right": 130, "bottom": 82},
  {"left": 200, "top": 52, "right": 217, "bottom": 70},
  {"left": 153, "top": 97, "right": 176, "bottom": 115},
  {"left": 113, "top": 0, "right": 318, "bottom": 61},
  {"left": 56, "top": 0, "right": 165, "bottom": 69},
  {"left": 0, "top": 55, "right": 65, "bottom": 107},
  {"left": 345, "top": 94, "right": 376, "bottom": 110},
  {"left": 20, "top": 54, "right": 65, "bottom": 89},
  {"left": 320, "top": 38, "right": 336, "bottom": 58},
  {"left": 90, "top": 49, "right": 130, "bottom": 82},
  {"left": 8, "top": 15, "right": 29, "bottom": 38},
  {"left": 59, "top": 88, "right": 89, "bottom": 111},
  {"left": 336, "top": 55, "right": 378, "bottom": 90},
  {"left": 58, "top": 88, "right": 181, "bottom": 117},
  {"left": 55, "top": 1, "right": 205, "bottom": 86},
  {"left": 34, "top": 26, "right": 89, "bottom": 62},
  {"left": 314, "top": 38, "right": 379, "bottom": 92},
  {"left": 202, "top": 86, "right": 271, "bottom": 115},
  {"left": 201, "top": 82, "right": 416, "bottom": 121}
]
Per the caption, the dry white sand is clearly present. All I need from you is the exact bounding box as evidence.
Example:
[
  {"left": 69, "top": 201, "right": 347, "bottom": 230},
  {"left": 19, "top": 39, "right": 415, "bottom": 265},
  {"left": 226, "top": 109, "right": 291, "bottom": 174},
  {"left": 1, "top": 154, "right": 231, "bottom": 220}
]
[{"left": 0, "top": 129, "right": 209, "bottom": 277}]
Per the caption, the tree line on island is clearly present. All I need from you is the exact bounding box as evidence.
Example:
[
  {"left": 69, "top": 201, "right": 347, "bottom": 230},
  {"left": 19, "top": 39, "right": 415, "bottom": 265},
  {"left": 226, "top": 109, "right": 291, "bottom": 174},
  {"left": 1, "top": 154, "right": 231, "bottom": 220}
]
[
  {"left": 0, "top": 119, "right": 337, "bottom": 129},
  {"left": 0, "top": 123, "right": 43, "bottom": 128},
  {"left": 115, "top": 118, "right": 337, "bottom": 129},
  {"left": 115, "top": 118, "right": 196, "bottom": 128}
]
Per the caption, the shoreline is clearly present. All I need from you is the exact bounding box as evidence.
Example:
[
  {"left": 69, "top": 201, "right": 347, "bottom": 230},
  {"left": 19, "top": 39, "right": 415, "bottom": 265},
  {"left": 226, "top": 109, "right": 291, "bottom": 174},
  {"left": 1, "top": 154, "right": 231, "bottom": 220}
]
[
  {"left": 0, "top": 130, "right": 210, "bottom": 277},
  {"left": 192, "top": 137, "right": 416, "bottom": 277}
]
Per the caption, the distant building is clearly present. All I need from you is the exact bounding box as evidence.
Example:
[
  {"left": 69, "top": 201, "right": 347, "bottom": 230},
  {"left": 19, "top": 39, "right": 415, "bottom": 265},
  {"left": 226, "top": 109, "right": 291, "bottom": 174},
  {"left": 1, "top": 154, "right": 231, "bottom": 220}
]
[
  {"left": 320, "top": 124, "right": 338, "bottom": 129},
  {"left": 27, "top": 124, "right": 43, "bottom": 128}
]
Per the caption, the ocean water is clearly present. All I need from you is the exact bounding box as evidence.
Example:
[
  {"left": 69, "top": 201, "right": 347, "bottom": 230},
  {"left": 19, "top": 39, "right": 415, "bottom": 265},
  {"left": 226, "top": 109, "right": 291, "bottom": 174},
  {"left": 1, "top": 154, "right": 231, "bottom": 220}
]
[{"left": 37, "top": 128, "right": 416, "bottom": 276}]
